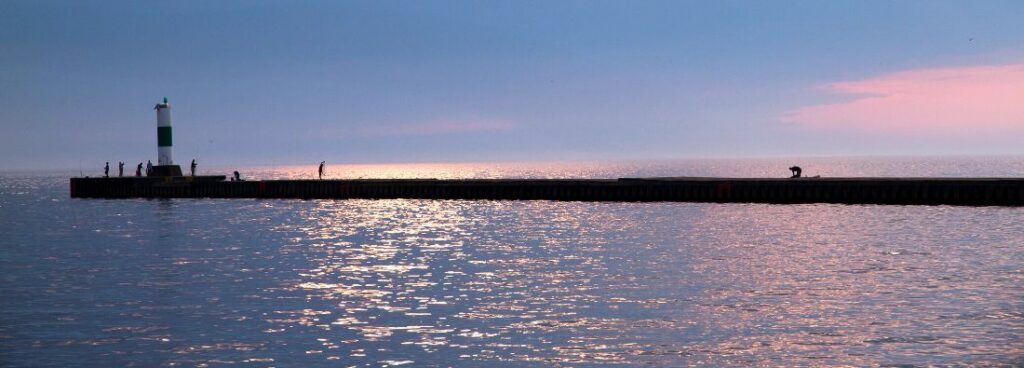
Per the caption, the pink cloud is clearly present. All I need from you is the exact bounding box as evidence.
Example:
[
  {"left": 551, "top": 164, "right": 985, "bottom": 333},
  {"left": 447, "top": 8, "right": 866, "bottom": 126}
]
[{"left": 783, "top": 63, "right": 1024, "bottom": 135}]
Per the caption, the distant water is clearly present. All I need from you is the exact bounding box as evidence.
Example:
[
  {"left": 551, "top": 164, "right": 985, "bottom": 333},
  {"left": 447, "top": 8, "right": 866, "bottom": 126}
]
[{"left": 2, "top": 157, "right": 1023, "bottom": 367}]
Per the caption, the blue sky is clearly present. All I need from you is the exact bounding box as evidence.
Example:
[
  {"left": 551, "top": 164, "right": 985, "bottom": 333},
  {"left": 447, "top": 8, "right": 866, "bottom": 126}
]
[{"left": 2, "top": 1, "right": 1023, "bottom": 170}]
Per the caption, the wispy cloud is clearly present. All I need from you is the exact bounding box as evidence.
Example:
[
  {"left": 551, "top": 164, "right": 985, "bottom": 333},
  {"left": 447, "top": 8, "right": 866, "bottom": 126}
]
[
  {"left": 382, "top": 120, "right": 514, "bottom": 136},
  {"left": 353, "top": 119, "right": 515, "bottom": 137},
  {"left": 783, "top": 63, "right": 1024, "bottom": 135}
]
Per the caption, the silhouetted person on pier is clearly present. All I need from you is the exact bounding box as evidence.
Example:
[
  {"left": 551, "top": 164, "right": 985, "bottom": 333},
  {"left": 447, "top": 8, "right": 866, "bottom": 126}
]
[
  {"left": 789, "top": 166, "right": 802, "bottom": 178},
  {"left": 136, "top": 163, "right": 143, "bottom": 177},
  {"left": 146, "top": 160, "right": 153, "bottom": 176},
  {"left": 318, "top": 161, "right": 325, "bottom": 180},
  {"left": 191, "top": 159, "right": 197, "bottom": 176},
  {"left": 104, "top": 162, "right": 109, "bottom": 178},
  {"left": 233, "top": 171, "right": 241, "bottom": 181},
  {"left": 118, "top": 162, "right": 124, "bottom": 177}
]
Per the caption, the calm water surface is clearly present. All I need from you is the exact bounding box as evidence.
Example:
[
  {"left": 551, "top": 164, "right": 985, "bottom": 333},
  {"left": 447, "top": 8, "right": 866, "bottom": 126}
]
[{"left": 2, "top": 158, "right": 1023, "bottom": 366}]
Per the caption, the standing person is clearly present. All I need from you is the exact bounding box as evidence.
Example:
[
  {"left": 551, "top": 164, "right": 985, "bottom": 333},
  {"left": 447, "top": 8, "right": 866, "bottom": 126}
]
[
  {"left": 146, "top": 160, "right": 153, "bottom": 176},
  {"left": 233, "top": 171, "right": 241, "bottom": 181},
  {"left": 190, "top": 159, "right": 197, "bottom": 176},
  {"left": 104, "top": 162, "right": 109, "bottom": 178},
  {"left": 118, "top": 162, "right": 124, "bottom": 177},
  {"left": 136, "top": 163, "right": 143, "bottom": 177},
  {"left": 318, "top": 161, "right": 325, "bottom": 180}
]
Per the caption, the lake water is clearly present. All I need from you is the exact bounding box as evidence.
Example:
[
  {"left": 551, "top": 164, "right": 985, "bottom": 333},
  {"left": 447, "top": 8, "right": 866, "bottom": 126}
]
[{"left": 2, "top": 157, "right": 1023, "bottom": 366}]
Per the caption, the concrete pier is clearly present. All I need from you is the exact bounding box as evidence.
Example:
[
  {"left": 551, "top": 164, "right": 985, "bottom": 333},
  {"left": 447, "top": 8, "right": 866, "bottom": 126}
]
[{"left": 69, "top": 176, "right": 1024, "bottom": 206}]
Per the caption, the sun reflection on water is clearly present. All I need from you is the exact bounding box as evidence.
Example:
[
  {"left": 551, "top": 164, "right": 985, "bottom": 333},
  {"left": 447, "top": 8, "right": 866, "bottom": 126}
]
[{"left": 246, "top": 199, "right": 1024, "bottom": 366}]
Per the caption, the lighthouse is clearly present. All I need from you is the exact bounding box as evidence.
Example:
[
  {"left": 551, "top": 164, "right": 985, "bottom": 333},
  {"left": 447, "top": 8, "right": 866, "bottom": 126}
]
[
  {"left": 151, "top": 97, "right": 183, "bottom": 176},
  {"left": 156, "top": 97, "right": 173, "bottom": 165}
]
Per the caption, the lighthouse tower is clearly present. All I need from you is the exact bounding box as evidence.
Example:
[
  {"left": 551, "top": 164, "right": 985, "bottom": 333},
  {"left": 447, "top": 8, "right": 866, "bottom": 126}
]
[{"left": 151, "top": 97, "right": 183, "bottom": 176}]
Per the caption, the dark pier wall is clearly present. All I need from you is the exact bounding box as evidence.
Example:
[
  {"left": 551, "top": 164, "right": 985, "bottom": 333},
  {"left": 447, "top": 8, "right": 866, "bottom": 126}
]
[{"left": 69, "top": 177, "right": 1024, "bottom": 206}]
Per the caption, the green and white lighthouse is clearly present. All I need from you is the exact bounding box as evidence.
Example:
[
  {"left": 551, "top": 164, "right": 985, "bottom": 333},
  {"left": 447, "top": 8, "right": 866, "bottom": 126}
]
[
  {"left": 151, "top": 97, "right": 183, "bottom": 176},
  {"left": 155, "top": 97, "right": 173, "bottom": 165}
]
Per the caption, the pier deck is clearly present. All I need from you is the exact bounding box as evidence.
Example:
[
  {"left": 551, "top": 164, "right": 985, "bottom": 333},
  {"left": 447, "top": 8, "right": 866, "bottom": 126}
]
[{"left": 69, "top": 176, "right": 1024, "bottom": 206}]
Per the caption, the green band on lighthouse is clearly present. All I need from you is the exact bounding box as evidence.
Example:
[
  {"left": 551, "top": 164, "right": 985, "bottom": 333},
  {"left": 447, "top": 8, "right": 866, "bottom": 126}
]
[{"left": 158, "top": 126, "right": 173, "bottom": 146}]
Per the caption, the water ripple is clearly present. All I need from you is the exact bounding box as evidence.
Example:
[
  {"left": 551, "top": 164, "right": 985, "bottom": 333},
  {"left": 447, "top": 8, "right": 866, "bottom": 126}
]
[{"left": 2, "top": 161, "right": 1024, "bottom": 366}]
